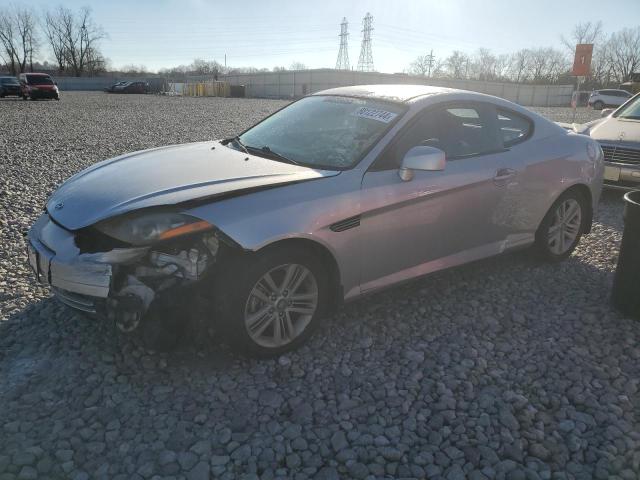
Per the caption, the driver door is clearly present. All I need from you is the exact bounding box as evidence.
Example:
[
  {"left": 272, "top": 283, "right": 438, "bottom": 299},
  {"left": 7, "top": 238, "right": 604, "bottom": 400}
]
[{"left": 358, "top": 102, "right": 513, "bottom": 292}]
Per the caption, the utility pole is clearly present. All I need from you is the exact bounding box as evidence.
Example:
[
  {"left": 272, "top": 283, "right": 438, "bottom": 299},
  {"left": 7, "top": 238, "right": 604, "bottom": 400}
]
[
  {"left": 357, "top": 13, "right": 374, "bottom": 72},
  {"left": 335, "top": 17, "right": 350, "bottom": 70},
  {"left": 426, "top": 49, "right": 434, "bottom": 77}
]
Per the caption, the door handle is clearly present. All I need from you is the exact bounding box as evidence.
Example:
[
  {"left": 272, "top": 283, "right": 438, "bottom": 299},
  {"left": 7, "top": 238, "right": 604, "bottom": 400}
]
[{"left": 493, "top": 168, "right": 516, "bottom": 185}]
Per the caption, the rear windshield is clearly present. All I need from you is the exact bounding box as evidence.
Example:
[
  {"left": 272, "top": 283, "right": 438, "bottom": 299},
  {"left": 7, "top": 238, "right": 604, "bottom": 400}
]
[
  {"left": 0, "top": 77, "right": 19, "bottom": 85},
  {"left": 27, "top": 76, "right": 54, "bottom": 85}
]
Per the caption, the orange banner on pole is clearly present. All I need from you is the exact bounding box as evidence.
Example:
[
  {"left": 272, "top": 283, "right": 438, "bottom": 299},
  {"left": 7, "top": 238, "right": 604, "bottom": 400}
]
[{"left": 572, "top": 44, "right": 593, "bottom": 77}]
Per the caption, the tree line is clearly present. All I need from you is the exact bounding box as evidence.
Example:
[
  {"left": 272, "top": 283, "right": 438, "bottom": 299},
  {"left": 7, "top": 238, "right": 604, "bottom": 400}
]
[
  {"left": 408, "top": 22, "right": 640, "bottom": 88},
  {"left": 1, "top": 7, "right": 637, "bottom": 88},
  {"left": 0, "top": 4, "right": 105, "bottom": 77}
]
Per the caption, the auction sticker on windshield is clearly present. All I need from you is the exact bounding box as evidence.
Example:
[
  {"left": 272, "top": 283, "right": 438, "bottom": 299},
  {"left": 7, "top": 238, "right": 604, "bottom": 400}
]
[{"left": 353, "top": 106, "right": 398, "bottom": 123}]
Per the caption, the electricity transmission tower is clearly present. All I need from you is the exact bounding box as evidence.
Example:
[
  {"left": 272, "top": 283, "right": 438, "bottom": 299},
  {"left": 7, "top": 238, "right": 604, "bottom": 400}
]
[
  {"left": 357, "top": 13, "right": 374, "bottom": 72},
  {"left": 335, "top": 17, "right": 350, "bottom": 70}
]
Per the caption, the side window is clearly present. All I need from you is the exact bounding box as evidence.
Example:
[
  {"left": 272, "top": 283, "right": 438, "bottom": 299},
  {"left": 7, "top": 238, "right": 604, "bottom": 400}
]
[
  {"left": 375, "top": 103, "right": 501, "bottom": 170},
  {"left": 437, "top": 106, "right": 497, "bottom": 158},
  {"left": 497, "top": 109, "right": 533, "bottom": 147}
]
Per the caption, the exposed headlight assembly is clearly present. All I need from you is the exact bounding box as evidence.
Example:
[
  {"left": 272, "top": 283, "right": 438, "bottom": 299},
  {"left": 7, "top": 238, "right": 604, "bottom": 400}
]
[{"left": 94, "top": 211, "right": 213, "bottom": 246}]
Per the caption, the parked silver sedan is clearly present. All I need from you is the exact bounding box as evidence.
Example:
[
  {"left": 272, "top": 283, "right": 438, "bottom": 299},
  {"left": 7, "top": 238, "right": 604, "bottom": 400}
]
[
  {"left": 571, "top": 92, "right": 640, "bottom": 189},
  {"left": 27, "top": 85, "right": 604, "bottom": 356}
]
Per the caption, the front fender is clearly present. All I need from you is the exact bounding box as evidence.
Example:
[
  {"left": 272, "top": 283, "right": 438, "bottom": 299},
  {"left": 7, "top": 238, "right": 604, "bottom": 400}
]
[{"left": 185, "top": 170, "right": 364, "bottom": 299}]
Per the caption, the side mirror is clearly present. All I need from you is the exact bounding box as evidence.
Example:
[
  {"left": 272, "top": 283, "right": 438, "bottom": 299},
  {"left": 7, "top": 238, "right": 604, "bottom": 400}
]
[
  {"left": 601, "top": 108, "right": 614, "bottom": 118},
  {"left": 399, "top": 146, "right": 446, "bottom": 181}
]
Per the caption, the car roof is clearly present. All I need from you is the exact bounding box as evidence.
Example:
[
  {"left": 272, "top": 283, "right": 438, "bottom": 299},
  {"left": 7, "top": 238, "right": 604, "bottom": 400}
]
[
  {"left": 26, "top": 73, "right": 51, "bottom": 76},
  {"left": 313, "top": 84, "right": 458, "bottom": 103}
]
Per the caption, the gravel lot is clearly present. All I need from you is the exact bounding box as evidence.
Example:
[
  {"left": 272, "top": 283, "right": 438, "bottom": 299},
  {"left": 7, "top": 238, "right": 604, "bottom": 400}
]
[{"left": 1, "top": 92, "right": 638, "bottom": 480}]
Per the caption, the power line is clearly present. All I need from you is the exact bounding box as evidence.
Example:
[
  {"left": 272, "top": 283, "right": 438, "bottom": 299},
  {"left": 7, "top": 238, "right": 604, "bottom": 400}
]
[
  {"left": 357, "top": 12, "right": 374, "bottom": 72},
  {"left": 335, "top": 17, "right": 350, "bottom": 70}
]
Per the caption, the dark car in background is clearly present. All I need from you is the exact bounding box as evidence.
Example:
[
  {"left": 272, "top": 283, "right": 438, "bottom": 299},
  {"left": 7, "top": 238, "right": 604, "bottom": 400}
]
[
  {"left": 105, "top": 81, "right": 149, "bottom": 94},
  {"left": 104, "top": 81, "right": 129, "bottom": 93},
  {"left": 0, "top": 76, "right": 21, "bottom": 97},
  {"left": 19, "top": 73, "right": 60, "bottom": 100}
]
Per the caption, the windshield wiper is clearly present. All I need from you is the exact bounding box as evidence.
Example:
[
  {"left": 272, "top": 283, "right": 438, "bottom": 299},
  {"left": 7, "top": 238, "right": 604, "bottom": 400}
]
[
  {"left": 223, "top": 136, "right": 249, "bottom": 154},
  {"left": 246, "top": 145, "right": 301, "bottom": 166}
]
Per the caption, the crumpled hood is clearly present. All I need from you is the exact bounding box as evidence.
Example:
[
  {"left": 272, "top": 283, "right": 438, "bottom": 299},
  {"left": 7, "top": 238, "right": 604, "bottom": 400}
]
[
  {"left": 47, "top": 141, "right": 338, "bottom": 230},
  {"left": 590, "top": 117, "right": 640, "bottom": 145}
]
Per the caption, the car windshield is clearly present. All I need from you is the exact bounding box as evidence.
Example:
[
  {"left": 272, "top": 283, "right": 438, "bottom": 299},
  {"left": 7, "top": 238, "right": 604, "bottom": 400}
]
[
  {"left": 1, "top": 78, "right": 18, "bottom": 85},
  {"left": 615, "top": 94, "right": 640, "bottom": 120},
  {"left": 28, "top": 76, "right": 54, "bottom": 85},
  {"left": 237, "top": 95, "right": 406, "bottom": 169}
]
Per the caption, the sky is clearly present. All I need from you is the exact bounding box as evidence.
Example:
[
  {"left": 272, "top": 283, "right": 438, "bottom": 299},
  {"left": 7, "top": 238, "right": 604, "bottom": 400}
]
[{"left": 21, "top": 0, "right": 640, "bottom": 73}]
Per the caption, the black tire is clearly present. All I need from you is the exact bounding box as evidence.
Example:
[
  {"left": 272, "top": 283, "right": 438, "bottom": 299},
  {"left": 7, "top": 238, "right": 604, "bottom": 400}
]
[
  {"left": 593, "top": 100, "right": 604, "bottom": 110},
  {"left": 534, "top": 189, "right": 587, "bottom": 262},
  {"left": 214, "top": 244, "right": 329, "bottom": 357},
  {"left": 22, "top": 94, "right": 28, "bottom": 100}
]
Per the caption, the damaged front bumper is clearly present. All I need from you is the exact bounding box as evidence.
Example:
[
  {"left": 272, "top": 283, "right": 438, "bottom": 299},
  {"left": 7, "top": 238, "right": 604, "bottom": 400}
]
[{"left": 27, "top": 213, "right": 218, "bottom": 328}]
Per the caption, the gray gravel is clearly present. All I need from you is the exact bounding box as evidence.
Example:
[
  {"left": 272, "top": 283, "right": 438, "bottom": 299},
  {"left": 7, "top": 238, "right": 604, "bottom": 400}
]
[{"left": 1, "top": 92, "right": 638, "bottom": 480}]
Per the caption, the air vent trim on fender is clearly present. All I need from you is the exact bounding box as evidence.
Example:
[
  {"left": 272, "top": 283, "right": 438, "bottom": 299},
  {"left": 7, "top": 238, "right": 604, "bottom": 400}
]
[{"left": 330, "top": 215, "right": 361, "bottom": 232}]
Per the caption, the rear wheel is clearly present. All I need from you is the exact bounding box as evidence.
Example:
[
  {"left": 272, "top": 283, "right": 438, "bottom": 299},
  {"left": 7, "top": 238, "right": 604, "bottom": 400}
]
[
  {"left": 535, "top": 190, "right": 587, "bottom": 261},
  {"left": 215, "top": 245, "right": 328, "bottom": 357},
  {"left": 593, "top": 100, "right": 604, "bottom": 110}
]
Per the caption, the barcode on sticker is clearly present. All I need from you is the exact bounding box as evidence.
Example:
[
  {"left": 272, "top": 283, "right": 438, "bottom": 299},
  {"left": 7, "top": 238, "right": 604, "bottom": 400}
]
[{"left": 353, "top": 107, "right": 397, "bottom": 123}]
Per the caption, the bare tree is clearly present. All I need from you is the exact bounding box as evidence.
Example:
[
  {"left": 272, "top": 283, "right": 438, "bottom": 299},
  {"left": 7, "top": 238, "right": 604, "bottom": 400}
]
[
  {"left": 470, "top": 48, "right": 498, "bottom": 81},
  {"left": 289, "top": 61, "right": 307, "bottom": 71},
  {"left": 561, "top": 21, "right": 603, "bottom": 53},
  {"left": 191, "top": 58, "right": 222, "bottom": 76},
  {"left": 408, "top": 54, "right": 433, "bottom": 76},
  {"left": 608, "top": 27, "right": 640, "bottom": 83},
  {"left": 0, "top": 10, "right": 18, "bottom": 74},
  {"left": 445, "top": 50, "right": 470, "bottom": 79},
  {"left": 43, "top": 8, "right": 69, "bottom": 73},
  {"left": 507, "top": 49, "right": 531, "bottom": 83},
  {"left": 0, "top": 5, "right": 37, "bottom": 75},
  {"left": 430, "top": 59, "right": 446, "bottom": 78},
  {"left": 494, "top": 53, "right": 511, "bottom": 80},
  {"left": 15, "top": 6, "right": 38, "bottom": 72},
  {"left": 526, "top": 47, "right": 566, "bottom": 83},
  {"left": 42, "top": 6, "right": 105, "bottom": 76},
  {"left": 590, "top": 40, "right": 616, "bottom": 86}
]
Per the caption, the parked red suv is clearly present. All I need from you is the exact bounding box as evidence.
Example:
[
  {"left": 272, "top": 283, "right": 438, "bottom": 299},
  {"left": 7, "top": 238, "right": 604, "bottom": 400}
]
[{"left": 19, "top": 73, "right": 60, "bottom": 100}]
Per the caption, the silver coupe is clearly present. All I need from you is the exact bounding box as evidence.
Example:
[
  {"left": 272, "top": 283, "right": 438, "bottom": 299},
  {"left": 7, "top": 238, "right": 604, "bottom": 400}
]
[{"left": 27, "top": 85, "right": 604, "bottom": 356}]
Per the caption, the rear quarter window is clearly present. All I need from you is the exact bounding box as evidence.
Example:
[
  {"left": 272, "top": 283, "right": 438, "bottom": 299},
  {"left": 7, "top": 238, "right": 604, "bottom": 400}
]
[{"left": 497, "top": 109, "right": 533, "bottom": 147}]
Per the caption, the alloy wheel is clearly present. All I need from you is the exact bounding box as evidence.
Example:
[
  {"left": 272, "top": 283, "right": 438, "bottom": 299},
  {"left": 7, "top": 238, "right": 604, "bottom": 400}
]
[
  {"left": 547, "top": 198, "right": 582, "bottom": 255},
  {"left": 244, "top": 263, "right": 318, "bottom": 348}
]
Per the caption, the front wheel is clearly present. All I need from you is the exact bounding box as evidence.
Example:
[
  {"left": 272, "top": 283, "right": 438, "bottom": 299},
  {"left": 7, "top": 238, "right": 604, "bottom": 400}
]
[
  {"left": 535, "top": 190, "right": 586, "bottom": 261},
  {"left": 215, "top": 245, "right": 328, "bottom": 357},
  {"left": 593, "top": 100, "right": 604, "bottom": 110}
]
